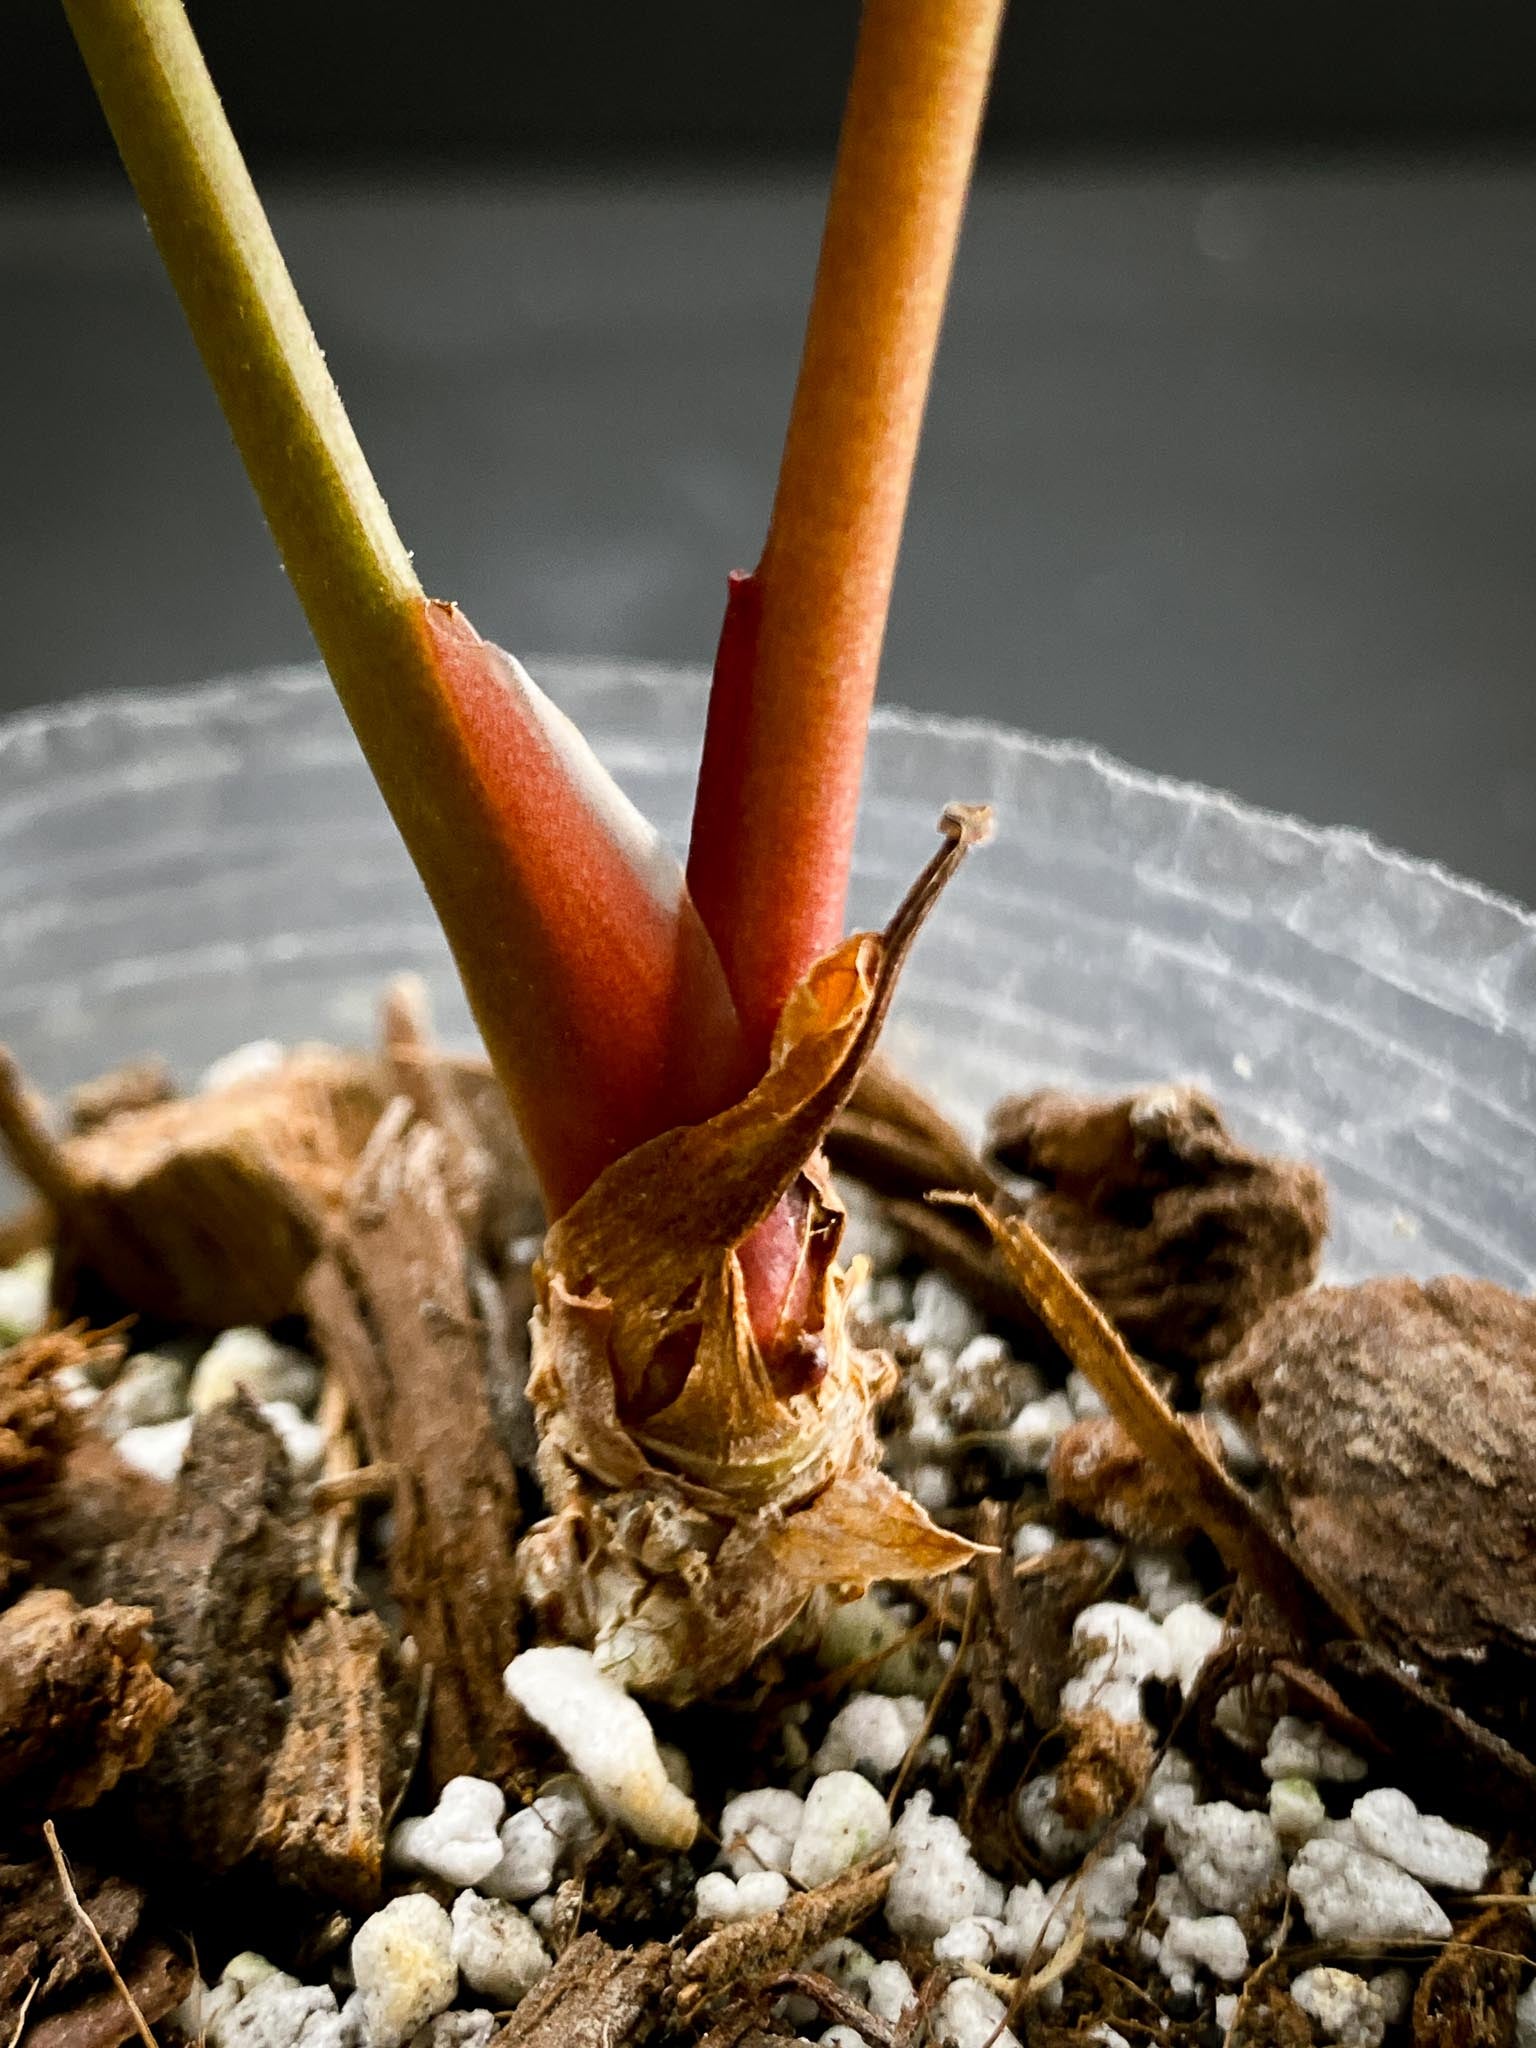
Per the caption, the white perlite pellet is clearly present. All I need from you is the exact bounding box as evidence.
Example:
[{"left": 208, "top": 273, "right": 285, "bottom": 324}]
[
  {"left": 190, "top": 1327, "right": 320, "bottom": 1413},
  {"left": 1066, "top": 1370, "right": 1107, "bottom": 1418},
  {"left": 115, "top": 1415, "right": 194, "bottom": 1482},
  {"left": 1160, "top": 1914, "right": 1249, "bottom": 1987},
  {"left": 1012, "top": 1522, "right": 1058, "bottom": 1562},
  {"left": 1515, "top": 1977, "right": 1536, "bottom": 2048},
  {"left": 695, "top": 1870, "right": 791, "bottom": 1924},
  {"left": 0, "top": 1251, "right": 50, "bottom": 1343},
  {"left": 449, "top": 1892, "right": 550, "bottom": 2004},
  {"left": 789, "top": 1772, "right": 891, "bottom": 1887},
  {"left": 809, "top": 1940, "right": 876, "bottom": 2002},
  {"left": 1144, "top": 1750, "right": 1200, "bottom": 1826},
  {"left": 504, "top": 1646, "right": 698, "bottom": 1849},
  {"left": 903, "top": 1271, "right": 985, "bottom": 1354},
  {"left": 201, "top": 1039, "right": 285, "bottom": 1092},
  {"left": 391, "top": 1777, "right": 505, "bottom": 1888},
  {"left": 1167, "top": 1801, "right": 1283, "bottom": 1915},
  {"left": 1269, "top": 1776, "right": 1328, "bottom": 1843},
  {"left": 823, "top": 2029, "right": 869, "bottom": 2048},
  {"left": 719, "top": 1787, "right": 805, "bottom": 1877},
  {"left": 1004, "top": 1879, "right": 1067, "bottom": 1961},
  {"left": 1370, "top": 1971, "right": 1412, "bottom": 2026},
  {"left": 260, "top": 1399, "right": 326, "bottom": 1479},
  {"left": 481, "top": 1779, "right": 599, "bottom": 1901},
  {"left": 813, "top": 1692, "right": 926, "bottom": 1780},
  {"left": 933, "top": 1917, "right": 1006, "bottom": 1964},
  {"left": 1008, "top": 1393, "right": 1075, "bottom": 1471},
  {"left": 1262, "top": 1715, "right": 1367, "bottom": 1784},
  {"left": 886, "top": 1792, "right": 1005, "bottom": 1943},
  {"left": 1350, "top": 1787, "right": 1490, "bottom": 1891},
  {"left": 1289, "top": 1837, "right": 1451, "bottom": 1943},
  {"left": 867, "top": 1960, "right": 918, "bottom": 2023},
  {"left": 933, "top": 1979, "right": 1020, "bottom": 2048},
  {"left": 96, "top": 1351, "right": 191, "bottom": 1440},
  {"left": 1291, "top": 1968, "right": 1387, "bottom": 2048},
  {"left": 350, "top": 1895, "right": 458, "bottom": 2048},
  {"left": 205, "top": 1969, "right": 344, "bottom": 2048},
  {"left": 1160, "top": 1602, "right": 1226, "bottom": 1695},
  {"left": 1076, "top": 1840, "right": 1147, "bottom": 1938},
  {"left": 1213, "top": 1676, "right": 1285, "bottom": 1754},
  {"left": 816, "top": 1592, "right": 945, "bottom": 1698},
  {"left": 1131, "top": 1547, "right": 1202, "bottom": 1620},
  {"left": 1062, "top": 1602, "right": 1172, "bottom": 1725}
]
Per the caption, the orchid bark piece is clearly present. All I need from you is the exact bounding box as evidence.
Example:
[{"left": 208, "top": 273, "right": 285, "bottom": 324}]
[
  {"left": 519, "top": 810, "right": 991, "bottom": 1702},
  {"left": 61, "top": 0, "right": 746, "bottom": 1213},
  {"left": 689, "top": 0, "right": 1007, "bottom": 1060}
]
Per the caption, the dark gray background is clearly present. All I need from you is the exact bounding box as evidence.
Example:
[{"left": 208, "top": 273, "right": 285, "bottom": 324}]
[{"left": 4, "top": 3, "right": 1535, "bottom": 903}]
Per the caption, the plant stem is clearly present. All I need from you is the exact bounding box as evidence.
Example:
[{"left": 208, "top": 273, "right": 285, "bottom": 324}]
[
  {"left": 687, "top": 0, "right": 1006, "bottom": 1062},
  {"left": 63, "top": 0, "right": 748, "bottom": 1210},
  {"left": 61, "top": 0, "right": 420, "bottom": 678}
]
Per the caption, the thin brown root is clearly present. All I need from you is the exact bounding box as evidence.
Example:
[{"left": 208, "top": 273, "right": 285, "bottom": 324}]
[
  {"left": 1222, "top": 1894, "right": 1293, "bottom": 2048},
  {"left": 887, "top": 1577, "right": 976, "bottom": 1813},
  {"left": 42, "top": 1820, "right": 160, "bottom": 2048},
  {"left": 4, "top": 1981, "right": 39, "bottom": 2048}
]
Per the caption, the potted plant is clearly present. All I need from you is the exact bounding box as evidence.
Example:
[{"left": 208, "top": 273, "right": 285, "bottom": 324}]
[{"left": 3, "top": 4, "right": 1535, "bottom": 2046}]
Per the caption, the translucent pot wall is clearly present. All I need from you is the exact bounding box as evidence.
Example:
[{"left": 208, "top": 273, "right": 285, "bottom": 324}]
[{"left": 1, "top": 662, "right": 1531, "bottom": 1290}]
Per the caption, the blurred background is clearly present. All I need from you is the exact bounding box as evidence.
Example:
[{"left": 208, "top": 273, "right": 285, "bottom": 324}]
[{"left": 4, "top": 1, "right": 1535, "bottom": 900}]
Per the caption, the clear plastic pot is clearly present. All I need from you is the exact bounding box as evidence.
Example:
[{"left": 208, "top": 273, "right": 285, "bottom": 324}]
[{"left": 1, "top": 661, "right": 1531, "bottom": 1290}]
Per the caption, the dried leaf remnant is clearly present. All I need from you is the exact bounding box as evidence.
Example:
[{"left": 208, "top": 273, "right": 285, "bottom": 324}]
[{"left": 519, "top": 812, "right": 991, "bottom": 1703}]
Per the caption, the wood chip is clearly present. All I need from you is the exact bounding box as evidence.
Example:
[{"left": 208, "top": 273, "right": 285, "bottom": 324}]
[
  {"left": 490, "top": 1932, "right": 670, "bottom": 2048},
  {"left": 94, "top": 1400, "right": 299, "bottom": 1871},
  {"left": 0, "top": 1857, "right": 186, "bottom": 2048},
  {"left": 26, "top": 1946, "right": 189, "bottom": 2048},
  {"left": 251, "top": 1606, "right": 418, "bottom": 1910},
  {"left": 1, "top": 1326, "right": 125, "bottom": 1592},
  {"left": 66, "top": 1063, "right": 175, "bottom": 1137},
  {"left": 303, "top": 1102, "right": 526, "bottom": 1784},
  {"left": 1410, "top": 1889, "right": 1530, "bottom": 2048},
  {"left": 677, "top": 1860, "right": 892, "bottom": 2011},
  {"left": 0, "top": 1043, "right": 393, "bottom": 1327},
  {"left": 989, "top": 1084, "right": 1327, "bottom": 1371},
  {"left": 1049, "top": 1412, "right": 1223, "bottom": 1544},
  {"left": 0, "top": 1588, "right": 175, "bottom": 1815},
  {"left": 1210, "top": 1276, "right": 1536, "bottom": 1678}
]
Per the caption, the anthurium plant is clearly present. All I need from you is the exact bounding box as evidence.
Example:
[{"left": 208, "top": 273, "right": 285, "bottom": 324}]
[{"left": 63, "top": 0, "right": 1008, "bottom": 1696}]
